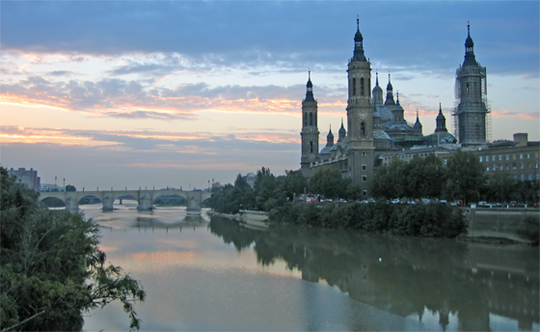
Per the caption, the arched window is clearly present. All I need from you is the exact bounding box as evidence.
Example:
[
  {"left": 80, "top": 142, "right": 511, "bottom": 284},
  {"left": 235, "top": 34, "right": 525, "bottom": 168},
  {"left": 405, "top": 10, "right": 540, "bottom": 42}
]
[
  {"left": 360, "top": 77, "right": 365, "bottom": 96},
  {"left": 352, "top": 78, "right": 357, "bottom": 96},
  {"left": 361, "top": 122, "right": 366, "bottom": 137},
  {"left": 309, "top": 113, "right": 313, "bottom": 126},
  {"left": 310, "top": 141, "right": 313, "bottom": 153},
  {"left": 303, "top": 113, "right": 307, "bottom": 126}
]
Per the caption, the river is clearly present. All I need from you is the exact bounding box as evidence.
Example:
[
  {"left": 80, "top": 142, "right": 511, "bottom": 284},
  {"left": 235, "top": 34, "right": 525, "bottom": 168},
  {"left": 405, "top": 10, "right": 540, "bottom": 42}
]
[{"left": 81, "top": 204, "right": 539, "bottom": 331}]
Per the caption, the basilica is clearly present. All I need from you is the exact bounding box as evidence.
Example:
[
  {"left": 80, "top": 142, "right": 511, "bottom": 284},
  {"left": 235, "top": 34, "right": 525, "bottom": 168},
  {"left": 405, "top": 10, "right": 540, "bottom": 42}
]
[{"left": 300, "top": 20, "right": 488, "bottom": 197}]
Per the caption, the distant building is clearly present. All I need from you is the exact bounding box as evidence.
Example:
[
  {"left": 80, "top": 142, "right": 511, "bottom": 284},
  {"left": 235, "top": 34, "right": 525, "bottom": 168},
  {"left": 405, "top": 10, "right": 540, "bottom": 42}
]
[
  {"left": 470, "top": 133, "right": 540, "bottom": 182},
  {"left": 40, "top": 183, "right": 64, "bottom": 192},
  {"left": 8, "top": 168, "right": 41, "bottom": 192}
]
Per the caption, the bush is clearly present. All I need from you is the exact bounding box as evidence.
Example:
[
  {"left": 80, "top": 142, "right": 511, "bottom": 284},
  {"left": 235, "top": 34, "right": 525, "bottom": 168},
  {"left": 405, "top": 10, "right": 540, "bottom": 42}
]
[{"left": 272, "top": 201, "right": 467, "bottom": 238}]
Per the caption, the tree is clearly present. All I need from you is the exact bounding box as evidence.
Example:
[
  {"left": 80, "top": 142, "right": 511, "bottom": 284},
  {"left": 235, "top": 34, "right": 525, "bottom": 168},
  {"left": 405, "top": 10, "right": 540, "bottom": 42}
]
[
  {"left": 0, "top": 167, "right": 145, "bottom": 331},
  {"left": 369, "top": 158, "right": 407, "bottom": 200},
  {"left": 308, "top": 168, "right": 351, "bottom": 199},
  {"left": 65, "top": 184, "right": 77, "bottom": 192},
  {"left": 444, "top": 150, "right": 485, "bottom": 205},
  {"left": 405, "top": 154, "right": 446, "bottom": 201}
]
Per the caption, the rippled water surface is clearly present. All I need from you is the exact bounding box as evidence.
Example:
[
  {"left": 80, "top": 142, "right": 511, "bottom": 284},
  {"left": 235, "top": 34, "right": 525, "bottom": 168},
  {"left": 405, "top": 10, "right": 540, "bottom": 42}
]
[{"left": 82, "top": 205, "right": 539, "bottom": 331}]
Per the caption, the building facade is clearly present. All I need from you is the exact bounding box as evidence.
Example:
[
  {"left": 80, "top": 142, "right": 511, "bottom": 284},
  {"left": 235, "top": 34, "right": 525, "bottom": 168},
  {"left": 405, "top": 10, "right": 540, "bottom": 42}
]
[{"left": 8, "top": 167, "right": 41, "bottom": 192}]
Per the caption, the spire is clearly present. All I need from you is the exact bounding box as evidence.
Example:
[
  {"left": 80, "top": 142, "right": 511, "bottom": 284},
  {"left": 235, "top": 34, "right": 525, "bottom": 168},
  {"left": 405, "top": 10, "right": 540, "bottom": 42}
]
[
  {"left": 414, "top": 110, "right": 423, "bottom": 136},
  {"left": 386, "top": 73, "right": 393, "bottom": 91},
  {"left": 326, "top": 125, "right": 334, "bottom": 147},
  {"left": 463, "top": 22, "right": 478, "bottom": 66},
  {"left": 304, "top": 71, "right": 315, "bottom": 102},
  {"left": 372, "top": 71, "right": 383, "bottom": 105},
  {"left": 338, "top": 118, "right": 346, "bottom": 142},
  {"left": 436, "top": 103, "right": 448, "bottom": 132},
  {"left": 384, "top": 73, "right": 395, "bottom": 106},
  {"left": 351, "top": 16, "right": 367, "bottom": 62}
]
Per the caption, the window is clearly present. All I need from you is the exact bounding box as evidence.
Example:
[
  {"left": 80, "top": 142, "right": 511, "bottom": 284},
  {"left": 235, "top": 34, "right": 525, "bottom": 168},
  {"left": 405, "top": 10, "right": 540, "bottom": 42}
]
[
  {"left": 499, "top": 165, "right": 503, "bottom": 170},
  {"left": 520, "top": 154, "right": 524, "bottom": 159},
  {"left": 360, "top": 77, "right": 365, "bottom": 96},
  {"left": 361, "top": 122, "right": 366, "bottom": 137},
  {"left": 362, "top": 176, "right": 367, "bottom": 182},
  {"left": 486, "top": 156, "right": 490, "bottom": 162},
  {"left": 310, "top": 141, "right": 313, "bottom": 153},
  {"left": 521, "top": 174, "right": 525, "bottom": 182},
  {"left": 528, "top": 174, "right": 533, "bottom": 181},
  {"left": 352, "top": 78, "right": 357, "bottom": 96},
  {"left": 506, "top": 155, "right": 510, "bottom": 160},
  {"left": 513, "top": 162, "right": 516, "bottom": 169},
  {"left": 362, "top": 164, "right": 367, "bottom": 171},
  {"left": 520, "top": 162, "right": 524, "bottom": 169},
  {"left": 486, "top": 167, "right": 490, "bottom": 171},
  {"left": 479, "top": 156, "right": 483, "bottom": 162},
  {"left": 493, "top": 164, "right": 497, "bottom": 171},
  {"left": 362, "top": 190, "right": 367, "bottom": 197}
]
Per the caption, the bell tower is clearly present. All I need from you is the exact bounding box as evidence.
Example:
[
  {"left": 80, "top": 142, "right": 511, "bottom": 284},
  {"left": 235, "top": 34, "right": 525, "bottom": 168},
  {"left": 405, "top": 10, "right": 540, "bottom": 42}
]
[
  {"left": 346, "top": 18, "right": 374, "bottom": 196},
  {"left": 454, "top": 23, "right": 489, "bottom": 146},
  {"left": 300, "top": 72, "right": 319, "bottom": 177}
]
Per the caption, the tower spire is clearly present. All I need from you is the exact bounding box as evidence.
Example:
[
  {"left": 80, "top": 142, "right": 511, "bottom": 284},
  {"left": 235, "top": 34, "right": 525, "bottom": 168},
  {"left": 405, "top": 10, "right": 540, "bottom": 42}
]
[
  {"left": 352, "top": 16, "right": 367, "bottom": 62},
  {"left": 463, "top": 22, "right": 477, "bottom": 66}
]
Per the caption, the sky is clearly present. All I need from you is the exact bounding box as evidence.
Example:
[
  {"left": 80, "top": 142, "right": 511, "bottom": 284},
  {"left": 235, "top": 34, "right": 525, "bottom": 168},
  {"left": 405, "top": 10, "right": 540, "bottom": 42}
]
[{"left": 1, "top": 1, "right": 539, "bottom": 190}]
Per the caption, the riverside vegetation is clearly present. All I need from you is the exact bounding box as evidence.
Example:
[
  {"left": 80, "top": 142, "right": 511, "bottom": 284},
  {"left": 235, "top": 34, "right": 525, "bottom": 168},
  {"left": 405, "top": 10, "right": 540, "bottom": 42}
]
[
  {"left": 0, "top": 167, "right": 145, "bottom": 331},
  {"left": 211, "top": 150, "right": 539, "bottom": 238}
]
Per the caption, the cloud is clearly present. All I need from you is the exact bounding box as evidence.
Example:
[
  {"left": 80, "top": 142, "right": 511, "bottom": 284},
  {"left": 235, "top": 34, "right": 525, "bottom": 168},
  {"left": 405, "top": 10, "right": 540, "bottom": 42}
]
[
  {"left": 1, "top": 1, "right": 538, "bottom": 76},
  {"left": 491, "top": 109, "right": 539, "bottom": 120},
  {"left": 1, "top": 73, "right": 348, "bottom": 118}
]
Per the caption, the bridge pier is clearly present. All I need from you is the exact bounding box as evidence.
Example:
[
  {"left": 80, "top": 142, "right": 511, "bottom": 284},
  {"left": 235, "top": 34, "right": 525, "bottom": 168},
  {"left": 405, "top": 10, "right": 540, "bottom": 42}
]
[
  {"left": 65, "top": 192, "right": 79, "bottom": 212},
  {"left": 186, "top": 191, "right": 202, "bottom": 214},
  {"left": 138, "top": 192, "right": 153, "bottom": 211},
  {"left": 102, "top": 194, "right": 114, "bottom": 211}
]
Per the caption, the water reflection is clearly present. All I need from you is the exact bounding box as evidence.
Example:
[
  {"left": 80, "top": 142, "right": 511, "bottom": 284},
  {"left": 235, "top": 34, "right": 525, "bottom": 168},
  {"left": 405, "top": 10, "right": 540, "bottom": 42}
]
[
  {"left": 209, "top": 216, "right": 539, "bottom": 331},
  {"left": 82, "top": 205, "right": 538, "bottom": 331}
]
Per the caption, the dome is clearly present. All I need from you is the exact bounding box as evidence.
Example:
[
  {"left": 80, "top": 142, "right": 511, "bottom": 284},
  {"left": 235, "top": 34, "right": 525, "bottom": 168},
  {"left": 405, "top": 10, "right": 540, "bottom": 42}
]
[
  {"left": 376, "top": 105, "right": 394, "bottom": 123},
  {"left": 374, "top": 129, "right": 392, "bottom": 140}
]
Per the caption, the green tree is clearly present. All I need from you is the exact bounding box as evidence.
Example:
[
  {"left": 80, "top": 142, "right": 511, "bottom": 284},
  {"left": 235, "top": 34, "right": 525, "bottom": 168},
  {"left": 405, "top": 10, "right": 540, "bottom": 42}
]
[
  {"left": 308, "top": 168, "right": 351, "bottom": 199},
  {"left": 253, "top": 167, "right": 278, "bottom": 210},
  {"left": 65, "top": 184, "right": 77, "bottom": 192},
  {"left": 484, "top": 172, "right": 516, "bottom": 203},
  {"left": 0, "top": 167, "right": 145, "bottom": 331},
  {"left": 405, "top": 154, "right": 446, "bottom": 201},
  {"left": 369, "top": 158, "right": 407, "bottom": 200},
  {"left": 444, "top": 150, "right": 485, "bottom": 205},
  {"left": 277, "top": 170, "right": 308, "bottom": 201}
]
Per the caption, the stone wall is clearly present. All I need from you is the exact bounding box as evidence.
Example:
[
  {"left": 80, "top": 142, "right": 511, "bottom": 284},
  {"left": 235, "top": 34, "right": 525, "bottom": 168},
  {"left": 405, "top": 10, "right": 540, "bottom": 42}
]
[{"left": 465, "top": 208, "right": 539, "bottom": 243}]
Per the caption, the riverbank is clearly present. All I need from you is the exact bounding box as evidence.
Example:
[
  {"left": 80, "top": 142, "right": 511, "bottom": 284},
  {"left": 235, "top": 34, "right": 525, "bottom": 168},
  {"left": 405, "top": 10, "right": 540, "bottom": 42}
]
[
  {"left": 462, "top": 207, "right": 539, "bottom": 245},
  {"left": 208, "top": 210, "right": 269, "bottom": 229}
]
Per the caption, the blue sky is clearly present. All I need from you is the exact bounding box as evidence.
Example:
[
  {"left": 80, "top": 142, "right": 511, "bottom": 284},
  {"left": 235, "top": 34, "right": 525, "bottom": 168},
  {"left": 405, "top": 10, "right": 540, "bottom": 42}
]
[{"left": 1, "top": 1, "right": 539, "bottom": 190}]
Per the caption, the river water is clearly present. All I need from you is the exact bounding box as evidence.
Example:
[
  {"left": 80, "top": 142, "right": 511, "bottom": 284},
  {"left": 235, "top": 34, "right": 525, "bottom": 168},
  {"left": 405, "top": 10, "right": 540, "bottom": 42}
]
[{"left": 81, "top": 204, "right": 539, "bottom": 331}]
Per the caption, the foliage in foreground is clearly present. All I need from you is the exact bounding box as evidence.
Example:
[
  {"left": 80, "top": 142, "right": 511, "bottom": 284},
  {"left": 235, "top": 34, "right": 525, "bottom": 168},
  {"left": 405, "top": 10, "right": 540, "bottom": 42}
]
[{"left": 0, "top": 167, "right": 145, "bottom": 331}]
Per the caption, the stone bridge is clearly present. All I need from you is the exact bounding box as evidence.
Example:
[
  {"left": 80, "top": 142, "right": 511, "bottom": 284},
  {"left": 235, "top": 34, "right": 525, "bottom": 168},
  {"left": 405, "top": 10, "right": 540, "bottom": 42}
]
[{"left": 40, "top": 189, "right": 211, "bottom": 214}]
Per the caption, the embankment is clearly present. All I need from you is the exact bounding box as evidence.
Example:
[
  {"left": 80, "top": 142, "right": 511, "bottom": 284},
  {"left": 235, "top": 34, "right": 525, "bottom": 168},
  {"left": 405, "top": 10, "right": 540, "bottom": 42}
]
[{"left": 464, "top": 208, "right": 539, "bottom": 244}]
